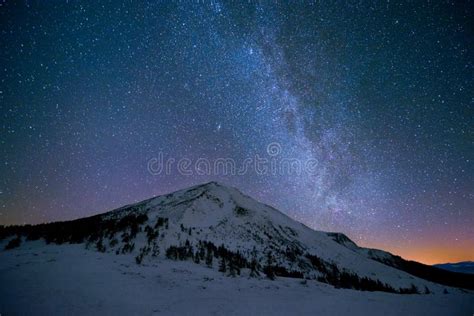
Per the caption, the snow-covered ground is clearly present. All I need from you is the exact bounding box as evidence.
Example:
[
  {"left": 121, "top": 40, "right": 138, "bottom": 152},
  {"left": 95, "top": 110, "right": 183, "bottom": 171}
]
[{"left": 1, "top": 242, "right": 473, "bottom": 316}]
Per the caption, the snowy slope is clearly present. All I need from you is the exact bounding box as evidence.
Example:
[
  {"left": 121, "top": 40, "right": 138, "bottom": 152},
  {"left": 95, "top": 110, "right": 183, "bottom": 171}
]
[
  {"left": 0, "top": 182, "right": 471, "bottom": 295},
  {"left": 1, "top": 242, "right": 473, "bottom": 316},
  {"left": 101, "top": 182, "right": 466, "bottom": 291}
]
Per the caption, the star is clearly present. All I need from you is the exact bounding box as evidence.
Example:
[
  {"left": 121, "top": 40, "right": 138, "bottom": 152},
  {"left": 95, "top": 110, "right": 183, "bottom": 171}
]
[{"left": 0, "top": 0, "right": 471, "bottom": 264}]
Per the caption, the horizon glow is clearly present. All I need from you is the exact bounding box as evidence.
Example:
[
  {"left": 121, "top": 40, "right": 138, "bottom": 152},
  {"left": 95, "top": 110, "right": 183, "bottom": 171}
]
[{"left": 1, "top": 1, "right": 472, "bottom": 265}]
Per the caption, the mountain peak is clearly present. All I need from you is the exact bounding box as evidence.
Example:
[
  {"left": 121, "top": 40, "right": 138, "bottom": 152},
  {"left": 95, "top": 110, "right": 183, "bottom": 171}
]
[
  {"left": 193, "top": 181, "right": 236, "bottom": 192},
  {"left": 183, "top": 181, "right": 250, "bottom": 207},
  {"left": 199, "top": 180, "right": 225, "bottom": 187}
]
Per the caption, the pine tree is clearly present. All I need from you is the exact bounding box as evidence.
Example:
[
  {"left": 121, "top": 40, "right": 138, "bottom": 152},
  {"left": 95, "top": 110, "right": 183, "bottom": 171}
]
[
  {"left": 199, "top": 245, "right": 205, "bottom": 260},
  {"left": 96, "top": 239, "right": 106, "bottom": 252},
  {"left": 135, "top": 254, "right": 143, "bottom": 264},
  {"left": 218, "top": 257, "right": 227, "bottom": 273},
  {"left": 205, "top": 249, "right": 213, "bottom": 267},
  {"left": 424, "top": 286, "right": 431, "bottom": 294},
  {"left": 194, "top": 251, "right": 201, "bottom": 264},
  {"left": 263, "top": 251, "right": 275, "bottom": 280},
  {"left": 228, "top": 258, "right": 238, "bottom": 277},
  {"left": 249, "top": 247, "right": 259, "bottom": 277},
  {"left": 5, "top": 235, "right": 21, "bottom": 250},
  {"left": 250, "top": 258, "right": 259, "bottom": 277},
  {"left": 263, "top": 265, "right": 275, "bottom": 280}
]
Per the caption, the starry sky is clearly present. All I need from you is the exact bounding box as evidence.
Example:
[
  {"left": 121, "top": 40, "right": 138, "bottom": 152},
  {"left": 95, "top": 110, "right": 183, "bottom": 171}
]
[{"left": 1, "top": 1, "right": 472, "bottom": 265}]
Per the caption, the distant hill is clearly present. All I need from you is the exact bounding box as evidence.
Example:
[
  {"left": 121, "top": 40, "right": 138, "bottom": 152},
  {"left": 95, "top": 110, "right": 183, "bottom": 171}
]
[{"left": 433, "top": 261, "right": 474, "bottom": 275}]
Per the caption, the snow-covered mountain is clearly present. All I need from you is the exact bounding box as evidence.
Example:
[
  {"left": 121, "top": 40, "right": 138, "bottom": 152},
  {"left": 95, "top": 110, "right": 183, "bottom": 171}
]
[{"left": 1, "top": 182, "right": 472, "bottom": 294}]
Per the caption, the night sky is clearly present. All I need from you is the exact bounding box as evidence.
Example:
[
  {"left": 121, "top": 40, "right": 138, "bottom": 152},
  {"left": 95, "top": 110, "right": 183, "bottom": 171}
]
[{"left": 1, "top": 1, "right": 472, "bottom": 264}]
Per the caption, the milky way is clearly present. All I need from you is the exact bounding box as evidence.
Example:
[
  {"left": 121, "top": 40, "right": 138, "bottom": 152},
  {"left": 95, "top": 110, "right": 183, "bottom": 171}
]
[{"left": 1, "top": 1, "right": 472, "bottom": 264}]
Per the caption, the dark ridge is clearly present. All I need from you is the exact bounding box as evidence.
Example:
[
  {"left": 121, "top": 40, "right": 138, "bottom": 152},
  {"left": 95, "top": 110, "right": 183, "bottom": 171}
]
[
  {"left": 327, "top": 232, "right": 358, "bottom": 247},
  {"left": 433, "top": 262, "right": 474, "bottom": 275},
  {"left": 372, "top": 255, "right": 474, "bottom": 290},
  {"left": 0, "top": 210, "right": 148, "bottom": 246},
  {"left": 327, "top": 231, "right": 474, "bottom": 290}
]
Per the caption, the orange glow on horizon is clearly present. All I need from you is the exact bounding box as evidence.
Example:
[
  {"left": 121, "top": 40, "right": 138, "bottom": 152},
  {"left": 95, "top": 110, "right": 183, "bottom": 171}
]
[{"left": 362, "top": 240, "right": 474, "bottom": 265}]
